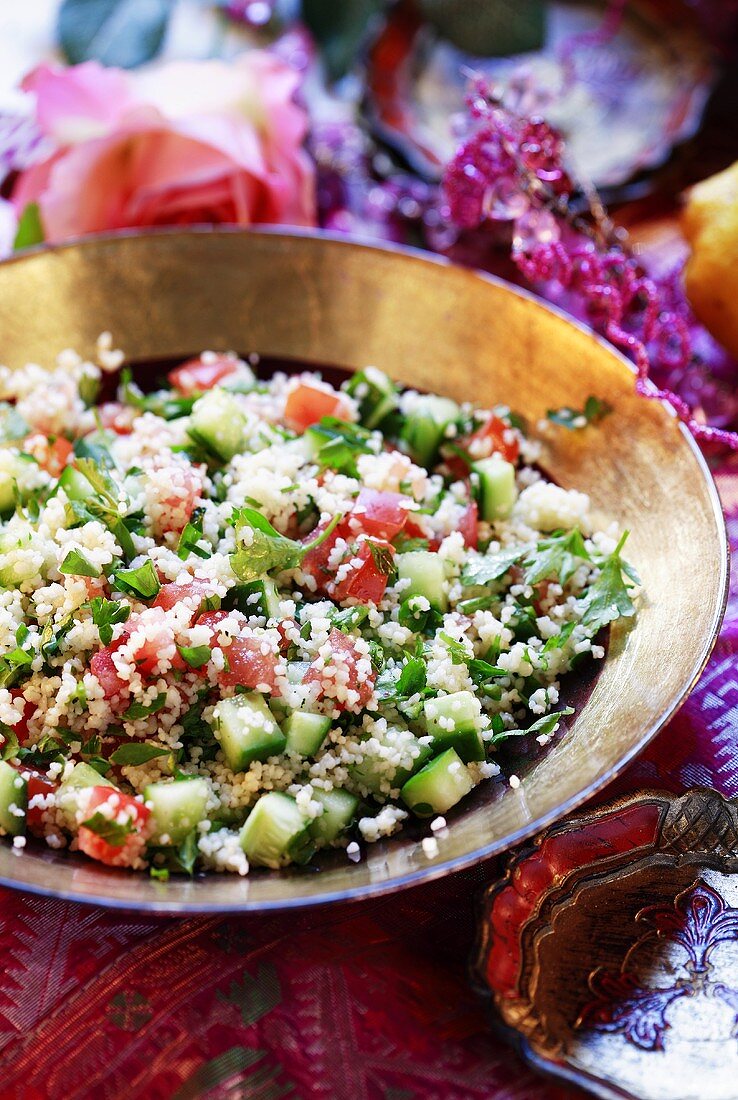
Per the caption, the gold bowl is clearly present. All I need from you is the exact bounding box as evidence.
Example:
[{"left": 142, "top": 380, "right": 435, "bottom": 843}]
[{"left": 0, "top": 229, "right": 726, "bottom": 912}]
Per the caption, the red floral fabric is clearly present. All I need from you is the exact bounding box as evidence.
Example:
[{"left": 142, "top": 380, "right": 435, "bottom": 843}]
[{"left": 0, "top": 464, "right": 735, "bottom": 1100}]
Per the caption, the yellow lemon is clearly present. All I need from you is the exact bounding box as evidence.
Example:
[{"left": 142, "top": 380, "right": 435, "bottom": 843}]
[{"left": 682, "top": 161, "right": 738, "bottom": 358}]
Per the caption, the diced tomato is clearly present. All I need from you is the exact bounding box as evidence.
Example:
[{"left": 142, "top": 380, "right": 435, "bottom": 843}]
[
  {"left": 77, "top": 786, "right": 151, "bottom": 868},
  {"left": 196, "top": 609, "right": 230, "bottom": 632},
  {"left": 24, "top": 770, "right": 58, "bottom": 836},
  {"left": 218, "top": 636, "right": 279, "bottom": 692},
  {"left": 23, "top": 433, "right": 74, "bottom": 478},
  {"left": 168, "top": 354, "right": 240, "bottom": 395},
  {"left": 352, "top": 489, "right": 409, "bottom": 541},
  {"left": 154, "top": 579, "right": 214, "bottom": 616},
  {"left": 402, "top": 517, "right": 440, "bottom": 552},
  {"left": 447, "top": 414, "right": 519, "bottom": 478},
  {"left": 333, "top": 538, "right": 394, "bottom": 604},
  {"left": 300, "top": 519, "right": 349, "bottom": 592},
  {"left": 284, "top": 382, "right": 353, "bottom": 433},
  {"left": 303, "top": 628, "right": 375, "bottom": 711},
  {"left": 9, "top": 690, "right": 32, "bottom": 745},
  {"left": 91, "top": 643, "right": 129, "bottom": 701},
  {"left": 276, "top": 618, "right": 298, "bottom": 652},
  {"left": 97, "top": 402, "right": 136, "bottom": 434},
  {"left": 458, "top": 500, "right": 478, "bottom": 550}
]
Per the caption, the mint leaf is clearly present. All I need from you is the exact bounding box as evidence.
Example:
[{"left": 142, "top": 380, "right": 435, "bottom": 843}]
[{"left": 109, "top": 742, "right": 169, "bottom": 766}]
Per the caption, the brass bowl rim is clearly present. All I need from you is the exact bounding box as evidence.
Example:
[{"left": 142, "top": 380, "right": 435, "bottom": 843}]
[{"left": 0, "top": 226, "right": 728, "bottom": 913}]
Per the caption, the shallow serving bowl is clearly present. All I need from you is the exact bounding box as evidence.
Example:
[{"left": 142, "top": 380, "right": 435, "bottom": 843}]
[{"left": 0, "top": 229, "right": 726, "bottom": 913}]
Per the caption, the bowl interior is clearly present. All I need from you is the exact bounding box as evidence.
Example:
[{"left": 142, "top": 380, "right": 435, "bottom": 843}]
[{"left": 0, "top": 229, "right": 726, "bottom": 912}]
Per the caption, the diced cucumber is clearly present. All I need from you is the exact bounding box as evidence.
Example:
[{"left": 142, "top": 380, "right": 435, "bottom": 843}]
[
  {"left": 400, "top": 748, "right": 475, "bottom": 817},
  {"left": 238, "top": 791, "right": 313, "bottom": 868},
  {"left": 349, "top": 732, "right": 432, "bottom": 797},
  {"left": 0, "top": 454, "right": 36, "bottom": 516},
  {"left": 309, "top": 787, "right": 358, "bottom": 845},
  {"left": 0, "top": 761, "right": 26, "bottom": 835},
  {"left": 473, "top": 455, "right": 518, "bottom": 521},
  {"left": 283, "top": 711, "right": 331, "bottom": 757},
  {"left": 423, "top": 691, "right": 485, "bottom": 762},
  {"left": 211, "top": 693, "right": 286, "bottom": 772},
  {"left": 224, "top": 577, "right": 280, "bottom": 618},
  {"left": 58, "top": 465, "right": 93, "bottom": 502},
  {"left": 285, "top": 660, "right": 310, "bottom": 685},
  {"left": 62, "top": 762, "right": 115, "bottom": 789},
  {"left": 344, "top": 367, "right": 398, "bottom": 430},
  {"left": 401, "top": 394, "right": 459, "bottom": 467},
  {"left": 397, "top": 550, "right": 448, "bottom": 612},
  {"left": 144, "top": 777, "right": 209, "bottom": 844},
  {"left": 189, "top": 389, "right": 245, "bottom": 461}
]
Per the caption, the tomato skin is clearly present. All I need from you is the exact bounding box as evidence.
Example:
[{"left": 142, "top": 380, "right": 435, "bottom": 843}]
[
  {"left": 333, "top": 538, "right": 393, "bottom": 604},
  {"left": 458, "top": 500, "right": 479, "bottom": 550},
  {"left": 284, "top": 382, "right": 353, "bottom": 433},
  {"left": 447, "top": 414, "right": 519, "bottom": 478},
  {"left": 77, "top": 786, "right": 151, "bottom": 868},
  {"left": 9, "top": 690, "right": 32, "bottom": 745},
  {"left": 352, "top": 489, "right": 409, "bottom": 540},
  {"left": 24, "top": 770, "right": 58, "bottom": 836},
  {"left": 168, "top": 355, "right": 239, "bottom": 395},
  {"left": 23, "top": 433, "right": 74, "bottom": 478},
  {"left": 303, "top": 628, "right": 375, "bottom": 711},
  {"left": 154, "top": 579, "right": 214, "bottom": 616}
]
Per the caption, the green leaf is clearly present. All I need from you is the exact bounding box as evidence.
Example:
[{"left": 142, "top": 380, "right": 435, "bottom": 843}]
[
  {"left": 418, "top": 0, "right": 546, "bottom": 55},
  {"left": 89, "top": 596, "right": 131, "bottom": 647},
  {"left": 40, "top": 612, "right": 76, "bottom": 661},
  {"left": 0, "top": 725, "right": 19, "bottom": 760},
  {"left": 581, "top": 532, "right": 637, "bottom": 635},
  {"left": 461, "top": 546, "right": 526, "bottom": 586},
  {"left": 81, "top": 809, "right": 134, "bottom": 847},
  {"left": 73, "top": 435, "right": 115, "bottom": 469},
  {"left": 109, "top": 742, "right": 169, "bottom": 766},
  {"left": 178, "top": 645, "right": 212, "bottom": 670},
  {"left": 115, "top": 560, "right": 160, "bottom": 599},
  {"left": 57, "top": 0, "right": 171, "bottom": 68},
  {"left": 547, "top": 395, "right": 613, "bottom": 430},
  {"left": 0, "top": 403, "right": 29, "bottom": 443},
  {"left": 376, "top": 655, "right": 427, "bottom": 701},
  {"left": 123, "top": 692, "right": 167, "bottom": 720},
  {"left": 367, "top": 539, "right": 397, "bottom": 579},
  {"left": 490, "top": 706, "right": 574, "bottom": 746},
  {"left": 13, "top": 203, "right": 44, "bottom": 251},
  {"left": 305, "top": 417, "right": 374, "bottom": 477},
  {"left": 523, "top": 529, "right": 591, "bottom": 587},
  {"left": 60, "top": 548, "right": 101, "bottom": 578},
  {"left": 230, "top": 507, "right": 342, "bottom": 582},
  {"left": 398, "top": 597, "right": 442, "bottom": 635},
  {"left": 177, "top": 508, "right": 209, "bottom": 560},
  {"left": 301, "top": 0, "right": 384, "bottom": 80},
  {"left": 329, "top": 605, "right": 370, "bottom": 632}
]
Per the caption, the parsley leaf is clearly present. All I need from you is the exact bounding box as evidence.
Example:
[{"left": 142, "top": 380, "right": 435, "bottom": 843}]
[
  {"left": 523, "top": 529, "right": 591, "bottom": 587},
  {"left": 306, "top": 417, "right": 374, "bottom": 477},
  {"left": 230, "top": 507, "right": 343, "bottom": 582},
  {"left": 376, "top": 655, "right": 427, "bottom": 700},
  {"left": 177, "top": 507, "right": 209, "bottom": 560},
  {"left": 581, "top": 532, "right": 637, "bottom": 634},
  {"left": 398, "top": 597, "right": 442, "bottom": 634},
  {"left": 89, "top": 597, "right": 131, "bottom": 646},
  {"left": 547, "top": 395, "right": 613, "bottom": 429},
  {"left": 177, "top": 645, "right": 212, "bottom": 669},
  {"left": 367, "top": 539, "right": 397, "bottom": 579},
  {"left": 60, "top": 548, "right": 101, "bottom": 578},
  {"left": 114, "top": 560, "right": 161, "bottom": 599},
  {"left": 461, "top": 546, "right": 526, "bottom": 586}
]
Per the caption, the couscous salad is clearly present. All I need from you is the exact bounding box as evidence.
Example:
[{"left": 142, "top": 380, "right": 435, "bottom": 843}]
[{"left": 0, "top": 339, "right": 637, "bottom": 877}]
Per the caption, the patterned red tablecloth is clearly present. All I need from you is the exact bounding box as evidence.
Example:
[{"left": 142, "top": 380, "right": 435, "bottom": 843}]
[{"left": 0, "top": 460, "right": 735, "bottom": 1100}]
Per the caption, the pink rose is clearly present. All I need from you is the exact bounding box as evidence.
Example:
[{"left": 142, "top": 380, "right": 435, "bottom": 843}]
[{"left": 13, "top": 52, "right": 315, "bottom": 241}]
